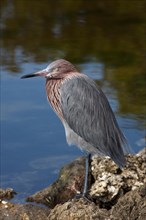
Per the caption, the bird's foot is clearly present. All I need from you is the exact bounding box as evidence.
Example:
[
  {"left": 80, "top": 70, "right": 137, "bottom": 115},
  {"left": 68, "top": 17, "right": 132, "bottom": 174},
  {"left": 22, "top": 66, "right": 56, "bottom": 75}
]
[{"left": 74, "top": 192, "right": 91, "bottom": 203}]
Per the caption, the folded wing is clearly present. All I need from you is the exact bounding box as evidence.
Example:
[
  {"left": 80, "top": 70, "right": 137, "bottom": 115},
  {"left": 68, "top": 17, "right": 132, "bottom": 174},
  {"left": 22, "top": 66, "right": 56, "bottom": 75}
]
[{"left": 60, "top": 75, "right": 128, "bottom": 168}]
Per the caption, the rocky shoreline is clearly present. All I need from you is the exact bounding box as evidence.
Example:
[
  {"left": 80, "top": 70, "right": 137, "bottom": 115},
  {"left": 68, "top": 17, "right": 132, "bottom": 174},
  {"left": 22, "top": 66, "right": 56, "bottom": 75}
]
[{"left": 0, "top": 148, "right": 145, "bottom": 220}]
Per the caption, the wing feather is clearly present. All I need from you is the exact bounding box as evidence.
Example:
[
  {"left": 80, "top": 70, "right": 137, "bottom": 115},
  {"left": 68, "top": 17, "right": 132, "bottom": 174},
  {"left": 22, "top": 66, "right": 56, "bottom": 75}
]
[{"left": 60, "top": 75, "right": 128, "bottom": 167}]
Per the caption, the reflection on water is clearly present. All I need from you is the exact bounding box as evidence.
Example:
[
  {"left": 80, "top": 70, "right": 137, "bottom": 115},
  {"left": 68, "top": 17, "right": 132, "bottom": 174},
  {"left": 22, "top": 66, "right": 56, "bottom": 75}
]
[{"left": 1, "top": 0, "right": 145, "bottom": 203}]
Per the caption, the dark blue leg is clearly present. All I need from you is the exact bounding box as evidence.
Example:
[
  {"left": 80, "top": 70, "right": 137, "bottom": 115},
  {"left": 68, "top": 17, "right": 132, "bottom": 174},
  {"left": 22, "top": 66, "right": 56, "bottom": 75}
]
[{"left": 82, "top": 153, "right": 91, "bottom": 196}]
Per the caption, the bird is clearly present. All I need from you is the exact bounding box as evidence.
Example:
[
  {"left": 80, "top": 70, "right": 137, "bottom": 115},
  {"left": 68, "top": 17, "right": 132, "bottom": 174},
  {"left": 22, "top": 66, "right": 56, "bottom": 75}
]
[{"left": 21, "top": 59, "right": 129, "bottom": 196}]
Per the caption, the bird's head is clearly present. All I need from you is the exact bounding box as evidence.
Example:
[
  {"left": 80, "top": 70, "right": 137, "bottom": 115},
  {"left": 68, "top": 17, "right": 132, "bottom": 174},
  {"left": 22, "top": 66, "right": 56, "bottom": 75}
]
[{"left": 21, "top": 59, "right": 77, "bottom": 80}]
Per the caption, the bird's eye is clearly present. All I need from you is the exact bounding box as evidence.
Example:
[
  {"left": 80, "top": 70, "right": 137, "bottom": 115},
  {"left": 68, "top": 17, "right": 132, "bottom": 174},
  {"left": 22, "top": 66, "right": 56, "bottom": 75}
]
[{"left": 53, "top": 67, "right": 59, "bottom": 72}]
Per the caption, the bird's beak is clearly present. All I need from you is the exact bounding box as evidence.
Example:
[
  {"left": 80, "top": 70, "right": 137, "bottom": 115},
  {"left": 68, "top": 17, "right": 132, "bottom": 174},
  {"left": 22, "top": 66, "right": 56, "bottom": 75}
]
[{"left": 21, "top": 68, "right": 48, "bottom": 79}]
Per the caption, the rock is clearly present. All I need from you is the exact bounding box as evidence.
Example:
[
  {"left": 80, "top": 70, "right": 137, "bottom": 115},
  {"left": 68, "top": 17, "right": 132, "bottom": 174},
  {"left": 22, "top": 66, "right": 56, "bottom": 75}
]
[
  {"left": 0, "top": 149, "right": 146, "bottom": 219},
  {"left": 27, "top": 157, "right": 87, "bottom": 208},
  {"left": 0, "top": 202, "right": 50, "bottom": 220},
  {"left": 27, "top": 153, "right": 145, "bottom": 210},
  {"left": 89, "top": 154, "right": 146, "bottom": 208},
  {"left": 48, "top": 186, "right": 146, "bottom": 220},
  {"left": 110, "top": 185, "right": 146, "bottom": 220},
  {"left": 48, "top": 198, "right": 109, "bottom": 220},
  {"left": 0, "top": 188, "right": 17, "bottom": 200},
  {"left": 0, "top": 186, "right": 145, "bottom": 220}
]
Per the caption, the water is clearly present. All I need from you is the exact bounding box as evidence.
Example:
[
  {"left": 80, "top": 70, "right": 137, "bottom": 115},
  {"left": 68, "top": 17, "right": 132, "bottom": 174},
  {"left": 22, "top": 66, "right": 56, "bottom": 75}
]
[{"left": 1, "top": 0, "right": 145, "bottom": 203}]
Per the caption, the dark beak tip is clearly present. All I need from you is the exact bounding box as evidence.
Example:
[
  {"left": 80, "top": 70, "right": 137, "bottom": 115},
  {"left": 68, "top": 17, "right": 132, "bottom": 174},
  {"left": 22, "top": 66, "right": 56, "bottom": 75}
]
[
  {"left": 20, "top": 74, "right": 37, "bottom": 79},
  {"left": 21, "top": 75, "right": 27, "bottom": 79}
]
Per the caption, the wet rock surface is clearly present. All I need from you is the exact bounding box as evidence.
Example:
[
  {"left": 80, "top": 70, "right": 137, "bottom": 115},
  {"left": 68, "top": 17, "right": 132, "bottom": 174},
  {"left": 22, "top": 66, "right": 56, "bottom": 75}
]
[
  {"left": 0, "top": 189, "right": 17, "bottom": 201},
  {"left": 0, "top": 149, "right": 146, "bottom": 220},
  {"left": 27, "top": 157, "right": 86, "bottom": 208}
]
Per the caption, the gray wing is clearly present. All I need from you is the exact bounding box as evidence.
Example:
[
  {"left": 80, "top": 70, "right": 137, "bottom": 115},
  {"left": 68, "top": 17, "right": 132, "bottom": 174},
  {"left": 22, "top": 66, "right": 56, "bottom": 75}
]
[{"left": 60, "top": 75, "right": 128, "bottom": 167}]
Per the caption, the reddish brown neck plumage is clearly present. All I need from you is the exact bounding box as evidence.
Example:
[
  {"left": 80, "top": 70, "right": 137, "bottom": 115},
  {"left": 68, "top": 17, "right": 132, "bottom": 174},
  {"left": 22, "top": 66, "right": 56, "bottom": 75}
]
[
  {"left": 46, "top": 78, "right": 63, "bottom": 121},
  {"left": 46, "top": 71, "right": 84, "bottom": 121}
]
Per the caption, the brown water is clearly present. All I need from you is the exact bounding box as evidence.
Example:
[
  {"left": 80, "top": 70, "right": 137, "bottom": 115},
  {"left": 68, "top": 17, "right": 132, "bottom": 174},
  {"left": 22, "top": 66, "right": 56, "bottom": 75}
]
[{"left": 1, "top": 0, "right": 145, "bottom": 202}]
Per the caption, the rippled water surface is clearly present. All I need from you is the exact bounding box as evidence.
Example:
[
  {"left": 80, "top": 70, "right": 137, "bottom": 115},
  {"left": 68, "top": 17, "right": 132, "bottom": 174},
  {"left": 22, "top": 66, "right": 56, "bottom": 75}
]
[{"left": 1, "top": 0, "right": 145, "bottom": 202}]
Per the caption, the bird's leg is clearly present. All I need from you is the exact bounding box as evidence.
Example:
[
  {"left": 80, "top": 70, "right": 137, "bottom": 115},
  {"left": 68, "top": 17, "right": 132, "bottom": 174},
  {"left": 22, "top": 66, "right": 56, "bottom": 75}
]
[{"left": 82, "top": 153, "right": 91, "bottom": 196}]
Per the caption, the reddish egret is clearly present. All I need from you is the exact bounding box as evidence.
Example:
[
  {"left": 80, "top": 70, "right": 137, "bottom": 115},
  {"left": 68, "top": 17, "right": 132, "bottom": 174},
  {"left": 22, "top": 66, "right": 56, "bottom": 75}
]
[{"left": 21, "top": 59, "right": 128, "bottom": 196}]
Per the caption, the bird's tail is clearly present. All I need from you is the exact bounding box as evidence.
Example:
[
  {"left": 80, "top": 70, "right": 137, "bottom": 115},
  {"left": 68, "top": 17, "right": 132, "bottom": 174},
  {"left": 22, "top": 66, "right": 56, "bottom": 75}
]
[{"left": 108, "top": 132, "right": 131, "bottom": 168}]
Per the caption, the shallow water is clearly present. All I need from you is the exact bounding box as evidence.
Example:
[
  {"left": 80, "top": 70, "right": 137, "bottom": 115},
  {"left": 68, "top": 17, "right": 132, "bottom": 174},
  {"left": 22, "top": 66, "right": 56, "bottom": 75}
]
[{"left": 1, "top": 0, "right": 145, "bottom": 203}]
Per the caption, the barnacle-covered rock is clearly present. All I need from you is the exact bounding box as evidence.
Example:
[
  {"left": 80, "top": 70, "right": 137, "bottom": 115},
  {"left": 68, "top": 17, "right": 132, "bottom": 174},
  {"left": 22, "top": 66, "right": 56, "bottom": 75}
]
[{"left": 90, "top": 153, "right": 145, "bottom": 206}]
